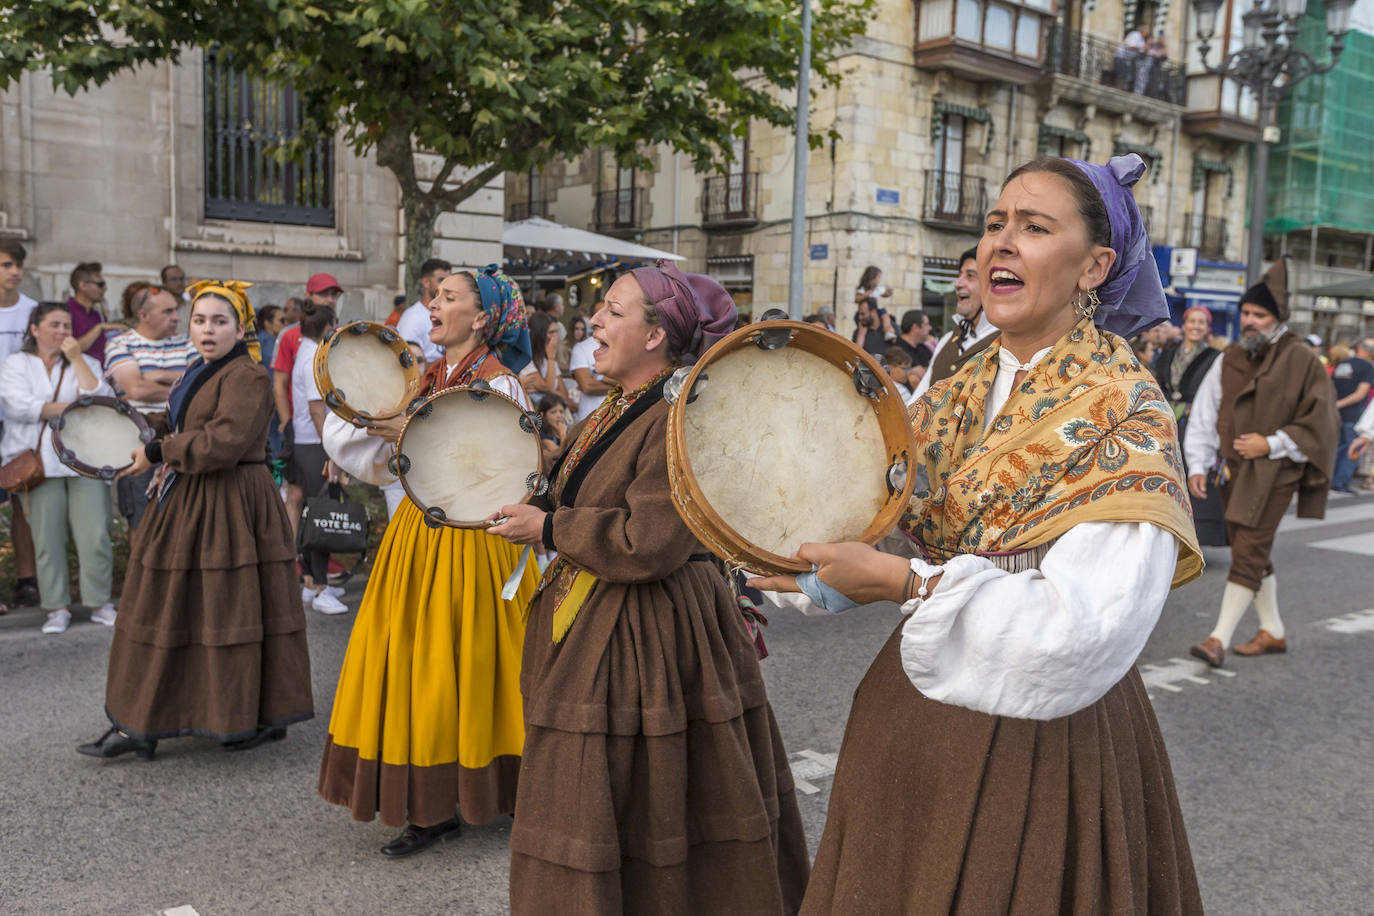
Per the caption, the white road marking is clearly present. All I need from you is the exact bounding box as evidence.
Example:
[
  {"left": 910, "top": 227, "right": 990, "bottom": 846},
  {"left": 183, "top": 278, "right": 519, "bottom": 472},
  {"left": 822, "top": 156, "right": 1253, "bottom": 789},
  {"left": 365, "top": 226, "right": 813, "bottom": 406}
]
[
  {"left": 1308, "top": 532, "right": 1374, "bottom": 557},
  {"left": 1277, "top": 500, "right": 1374, "bottom": 534},
  {"left": 1322, "top": 609, "right": 1374, "bottom": 635},
  {"left": 156, "top": 908, "right": 200, "bottom": 916},
  {"left": 789, "top": 748, "right": 839, "bottom": 795},
  {"left": 1141, "top": 657, "right": 1236, "bottom": 698}
]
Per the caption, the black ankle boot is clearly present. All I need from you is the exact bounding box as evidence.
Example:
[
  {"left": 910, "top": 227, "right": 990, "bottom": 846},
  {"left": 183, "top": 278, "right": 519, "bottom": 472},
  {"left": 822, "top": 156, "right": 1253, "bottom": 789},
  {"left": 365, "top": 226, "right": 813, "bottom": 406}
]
[
  {"left": 77, "top": 727, "right": 156, "bottom": 761},
  {"left": 380, "top": 817, "right": 463, "bottom": 858}
]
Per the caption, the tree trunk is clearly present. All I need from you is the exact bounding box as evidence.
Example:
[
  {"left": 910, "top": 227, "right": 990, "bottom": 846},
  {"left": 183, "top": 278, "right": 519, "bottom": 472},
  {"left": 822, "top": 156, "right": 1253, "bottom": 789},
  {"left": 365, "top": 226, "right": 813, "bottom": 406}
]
[{"left": 400, "top": 193, "right": 440, "bottom": 304}]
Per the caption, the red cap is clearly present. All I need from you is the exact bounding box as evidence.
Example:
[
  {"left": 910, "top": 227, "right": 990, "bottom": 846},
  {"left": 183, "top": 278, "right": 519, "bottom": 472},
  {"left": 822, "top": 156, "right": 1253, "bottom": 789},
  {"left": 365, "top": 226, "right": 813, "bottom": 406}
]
[{"left": 305, "top": 272, "right": 343, "bottom": 294}]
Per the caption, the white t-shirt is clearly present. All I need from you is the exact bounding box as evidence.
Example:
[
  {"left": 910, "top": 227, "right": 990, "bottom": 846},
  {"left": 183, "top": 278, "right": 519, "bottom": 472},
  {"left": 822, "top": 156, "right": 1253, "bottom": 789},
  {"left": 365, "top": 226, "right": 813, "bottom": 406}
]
[
  {"left": 395, "top": 300, "right": 443, "bottom": 364},
  {"left": 291, "top": 337, "right": 324, "bottom": 445},
  {"left": 0, "top": 294, "right": 36, "bottom": 367},
  {"left": 569, "top": 337, "right": 605, "bottom": 422}
]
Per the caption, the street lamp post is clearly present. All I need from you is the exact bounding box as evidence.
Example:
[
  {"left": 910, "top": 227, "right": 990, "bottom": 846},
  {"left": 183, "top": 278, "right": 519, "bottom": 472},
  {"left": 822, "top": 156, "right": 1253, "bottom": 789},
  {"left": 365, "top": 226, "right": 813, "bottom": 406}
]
[{"left": 1190, "top": 0, "right": 1355, "bottom": 285}]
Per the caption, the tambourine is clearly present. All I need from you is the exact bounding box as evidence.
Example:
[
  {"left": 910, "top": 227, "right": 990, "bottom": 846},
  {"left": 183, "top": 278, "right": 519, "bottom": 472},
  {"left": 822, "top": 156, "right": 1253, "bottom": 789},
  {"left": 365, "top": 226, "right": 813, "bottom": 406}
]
[
  {"left": 314, "top": 321, "right": 422, "bottom": 425},
  {"left": 392, "top": 382, "right": 546, "bottom": 529},
  {"left": 51, "top": 396, "right": 154, "bottom": 480},
  {"left": 665, "top": 318, "right": 918, "bottom": 575}
]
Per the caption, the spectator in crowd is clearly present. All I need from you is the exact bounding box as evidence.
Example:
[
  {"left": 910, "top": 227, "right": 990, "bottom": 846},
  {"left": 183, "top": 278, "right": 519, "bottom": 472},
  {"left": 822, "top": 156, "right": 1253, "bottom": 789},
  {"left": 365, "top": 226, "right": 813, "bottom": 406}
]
[
  {"left": 1331, "top": 337, "right": 1374, "bottom": 493},
  {"left": 0, "top": 303, "right": 116, "bottom": 633},
  {"left": 104, "top": 286, "right": 196, "bottom": 527},
  {"left": 569, "top": 298, "right": 611, "bottom": 423},
  {"left": 894, "top": 309, "right": 934, "bottom": 382},
  {"left": 883, "top": 345, "right": 915, "bottom": 401},
  {"left": 396, "top": 259, "right": 451, "bottom": 366},
  {"left": 569, "top": 315, "right": 588, "bottom": 345},
  {"left": 282, "top": 296, "right": 302, "bottom": 326},
  {"left": 290, "top": 300, "right": 347, "bottom": 615},
  {"left": 118, "top": 281, "right": 147, "bottom": 321},
  {"left": 520, "top": 310, "right": 572, "bottom": 402},
  {"left": 908, "top": 246, "right": 1000, "bottom": 403},
  {"left": 853, "top": 296, "right": 894, "bottom": 358},
  {"left": 535, "top": 392, "right": 570, "bottom": 462},
  {"left": 274, "top": 273, "right": 344, "bottom": 545},
  {"left": 1115, "top": 27, "right": 1148, "bottom": 92},
  {"left": 161, "top": 264, "right": 190, "bottom": 327},
  {"left": 854, "top": 265, "right": 893, "bottom": 305},
  {"left": 0, "top": 239, "right": 40, "bottom": 608},
  {"left": 1132, "top": 335, "right": 1157, "bottom": 366},
  {"left": 256, "top": 305, "right": 286, "bottom": 368},
  {"left": 817, "top": 305, "right": 837, "bottom": 333},
  {"left": 803, "top": 313, "right": 827, "bottom": 326},
  {"left": 66, "top": 262, "right": 122, "bottom": 364},
  {"left": 384, "top": 294, "right": 407, "bottom": 328}
]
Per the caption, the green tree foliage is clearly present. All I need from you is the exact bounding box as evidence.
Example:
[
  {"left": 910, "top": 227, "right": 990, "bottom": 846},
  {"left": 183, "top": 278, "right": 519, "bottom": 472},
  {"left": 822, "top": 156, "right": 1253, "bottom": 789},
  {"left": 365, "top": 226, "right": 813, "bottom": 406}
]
[{"left": 0, "top": 0, "right": 873, "bottom": 295}]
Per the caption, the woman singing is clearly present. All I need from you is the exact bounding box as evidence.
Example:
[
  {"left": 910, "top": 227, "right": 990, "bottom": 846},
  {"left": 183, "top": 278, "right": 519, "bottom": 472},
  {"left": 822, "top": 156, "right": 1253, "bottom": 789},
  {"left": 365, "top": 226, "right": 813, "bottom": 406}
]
[
  {"left": 318, "top": 267, "right": 541, "bottom": 858},
  {"left": 754, "top": 156, "right": 1206, "bottom": 914},
  {"left": 78, "top": 281, "right": 313, "bottom": 761},
  {"left": 489, "top": 262, "right": 808, "bottom": 915}
]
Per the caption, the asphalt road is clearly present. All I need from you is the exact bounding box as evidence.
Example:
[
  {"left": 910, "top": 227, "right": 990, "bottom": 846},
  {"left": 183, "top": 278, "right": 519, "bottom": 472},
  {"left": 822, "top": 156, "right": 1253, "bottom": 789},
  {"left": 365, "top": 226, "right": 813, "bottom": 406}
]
[{"left": 2, "top": 492, "right": 1372, "bottom": 915}]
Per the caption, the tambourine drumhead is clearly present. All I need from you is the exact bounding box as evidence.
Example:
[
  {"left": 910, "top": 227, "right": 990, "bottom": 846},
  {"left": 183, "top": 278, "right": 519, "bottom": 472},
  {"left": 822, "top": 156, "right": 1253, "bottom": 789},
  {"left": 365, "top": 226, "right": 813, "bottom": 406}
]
[
  {"left": 396, "top": 385, "right": 544, "bottom": 529},
  {"left": 667, "top": 321, "right": 917, "bottom": 575},
  {"left": 52, "top": 397, "right": 152, "bottom": 480},
  {"left": 314, "top": 321, "right": 420, "bottom": 424}
]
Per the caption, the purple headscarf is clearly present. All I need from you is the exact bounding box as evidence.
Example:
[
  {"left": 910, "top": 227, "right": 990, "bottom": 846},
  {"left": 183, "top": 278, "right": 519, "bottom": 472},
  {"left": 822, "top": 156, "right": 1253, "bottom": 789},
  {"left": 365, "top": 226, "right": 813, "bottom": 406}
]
[
  {"left": 1065, "top": 154, "right": 1169, "bottom": 339},
  {"left": 630, "top": 260, "right": 737, "bottom": 361}
]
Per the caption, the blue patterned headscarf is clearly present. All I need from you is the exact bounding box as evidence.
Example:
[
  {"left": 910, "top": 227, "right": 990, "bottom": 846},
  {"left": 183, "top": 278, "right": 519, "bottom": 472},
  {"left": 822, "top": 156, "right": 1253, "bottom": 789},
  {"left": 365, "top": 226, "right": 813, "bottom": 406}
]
[
  {"left": 1065, "top": 154, "right": 1169, "bottom": 339},
  {"left": 469, "top": 265, "right": 532, "bottom": 373}
]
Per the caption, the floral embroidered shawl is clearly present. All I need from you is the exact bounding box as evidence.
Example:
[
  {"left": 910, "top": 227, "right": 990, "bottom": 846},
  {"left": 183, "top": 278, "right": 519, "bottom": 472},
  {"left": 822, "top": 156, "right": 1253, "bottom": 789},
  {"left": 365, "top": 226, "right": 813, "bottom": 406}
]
[{"left": 901, "top": 318, "right": 1202, "bottom": 589}]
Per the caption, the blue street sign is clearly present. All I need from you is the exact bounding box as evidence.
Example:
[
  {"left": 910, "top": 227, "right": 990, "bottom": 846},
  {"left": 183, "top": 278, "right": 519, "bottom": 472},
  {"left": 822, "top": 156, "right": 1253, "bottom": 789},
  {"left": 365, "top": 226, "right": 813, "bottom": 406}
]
[
  {"left": 876, "top": 188, "right": 900, "bottom": 205},
  {"left": 809, "top": 243, "right": 829, "bottom": 260}
]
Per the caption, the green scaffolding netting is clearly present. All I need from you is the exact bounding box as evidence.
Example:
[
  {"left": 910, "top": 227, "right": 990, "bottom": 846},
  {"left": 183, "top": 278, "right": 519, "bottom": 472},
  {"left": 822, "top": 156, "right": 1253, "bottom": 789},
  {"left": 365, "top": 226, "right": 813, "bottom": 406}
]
[{"left": 1265, "top": 6, "right": 1374, "bottom": 236}]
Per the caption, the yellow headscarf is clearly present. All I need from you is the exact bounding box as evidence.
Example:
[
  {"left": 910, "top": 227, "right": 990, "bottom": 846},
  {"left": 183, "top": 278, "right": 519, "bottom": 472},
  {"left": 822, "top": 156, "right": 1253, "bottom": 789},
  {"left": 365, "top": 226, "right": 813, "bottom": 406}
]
[{"left": 187, "top": 279, "right": 260, "bottom": 362}]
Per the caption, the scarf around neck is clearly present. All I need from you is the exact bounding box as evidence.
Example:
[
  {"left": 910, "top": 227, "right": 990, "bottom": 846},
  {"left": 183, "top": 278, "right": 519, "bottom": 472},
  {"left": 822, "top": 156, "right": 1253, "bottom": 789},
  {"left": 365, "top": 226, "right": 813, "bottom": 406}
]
[{"left": 903, "top": 318, "right": 1201, "bottom": 588}]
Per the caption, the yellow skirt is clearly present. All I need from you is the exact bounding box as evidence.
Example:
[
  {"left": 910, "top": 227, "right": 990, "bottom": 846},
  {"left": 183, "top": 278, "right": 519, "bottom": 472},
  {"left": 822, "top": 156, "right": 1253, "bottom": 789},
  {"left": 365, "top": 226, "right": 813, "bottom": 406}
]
[{"left": 318, "top": 497, "right": 539, "bottom": 827}]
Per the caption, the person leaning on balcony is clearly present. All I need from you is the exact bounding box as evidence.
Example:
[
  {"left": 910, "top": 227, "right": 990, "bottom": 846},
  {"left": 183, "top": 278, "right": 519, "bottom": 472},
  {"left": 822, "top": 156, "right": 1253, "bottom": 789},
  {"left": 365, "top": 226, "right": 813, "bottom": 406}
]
[{"left": 1114, "top": 27, "right": 1148, "bottom": 93}]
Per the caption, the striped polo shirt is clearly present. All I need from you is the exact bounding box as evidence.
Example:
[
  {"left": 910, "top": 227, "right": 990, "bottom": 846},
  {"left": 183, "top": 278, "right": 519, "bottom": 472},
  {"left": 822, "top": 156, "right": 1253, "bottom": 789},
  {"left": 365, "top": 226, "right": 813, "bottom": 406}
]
[{"left": 104, "top": 330, "right": 197, "bottom": 414}]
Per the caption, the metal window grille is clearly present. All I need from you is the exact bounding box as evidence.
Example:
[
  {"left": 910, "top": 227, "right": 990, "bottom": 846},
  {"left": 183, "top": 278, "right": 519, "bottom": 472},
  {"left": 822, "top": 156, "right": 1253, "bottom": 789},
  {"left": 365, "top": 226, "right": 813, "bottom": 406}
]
[{"left": 203, "top": 51, "right": 335, "bottom": 227}]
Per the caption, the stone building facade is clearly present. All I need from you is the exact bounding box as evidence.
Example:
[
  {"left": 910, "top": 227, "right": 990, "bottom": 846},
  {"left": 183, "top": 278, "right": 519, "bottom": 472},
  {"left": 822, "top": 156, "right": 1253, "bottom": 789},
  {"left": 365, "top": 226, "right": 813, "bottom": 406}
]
[
  {"left": 508, "top": 0, "right": 1259, "bottom": 340},
  {"left": 0, "top": 50, "right": 501, "bottom": 321}
]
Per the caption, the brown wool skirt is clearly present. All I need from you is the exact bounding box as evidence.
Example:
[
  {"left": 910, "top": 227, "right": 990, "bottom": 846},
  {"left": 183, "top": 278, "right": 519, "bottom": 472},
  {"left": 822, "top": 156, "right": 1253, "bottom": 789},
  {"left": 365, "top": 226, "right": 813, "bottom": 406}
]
[
  {"left": 509, "top": 562, "right": 810, "bottom": 915},
  {"left": 802, "top": 623, "right": 1203, "bottom": 916},
  {"left": 105, "top": 559, "right": 314, "bottom": 742}
]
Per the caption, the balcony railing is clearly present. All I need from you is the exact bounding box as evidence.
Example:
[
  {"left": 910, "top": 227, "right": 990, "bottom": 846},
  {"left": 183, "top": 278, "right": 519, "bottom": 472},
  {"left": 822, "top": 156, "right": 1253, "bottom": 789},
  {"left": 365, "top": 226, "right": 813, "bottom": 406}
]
[
  {"left": 922, "top": 170, "right": 987, "bottom": 232},
  {"left": 506, "top": 199, "right": 549, "bottom": 221},
  {"left": 1185, "top": 213, "right": 1228, "bottom": 260},
  {"left": 595, "top": 188, "right": 642, "bottom": 234},
  {"left": 702, "top": 173, "right": 760, "bottom": 228},
  {"left": 1044, "top": 25, "right": 1185, "bottom": 105}
]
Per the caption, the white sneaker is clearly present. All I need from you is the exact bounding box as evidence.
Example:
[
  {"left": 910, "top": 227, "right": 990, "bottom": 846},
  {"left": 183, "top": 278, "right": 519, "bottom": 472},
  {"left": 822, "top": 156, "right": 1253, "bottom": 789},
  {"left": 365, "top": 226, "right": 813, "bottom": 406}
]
[
  {"left": 90, "top": 603, "right": 117, "bottom": 626},
  {"left": 41, "top": 609, "right": 71, "bottom": 634},
  {"left": 312, "top": 590, "right": 349, "bottom": 615},
  {"left": 323, "top": 585, "right": 345, "bottom": 599},
  {"left": 301, "top": 586, "right": 316, "bottom": 604}
]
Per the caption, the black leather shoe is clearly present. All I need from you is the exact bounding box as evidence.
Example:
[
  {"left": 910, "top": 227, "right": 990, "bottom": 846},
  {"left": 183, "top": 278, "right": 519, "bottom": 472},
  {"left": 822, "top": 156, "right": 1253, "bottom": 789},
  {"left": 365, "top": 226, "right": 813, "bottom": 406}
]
[
  {"left": 223, "top": 726, "right": 287, "bottom": 751},
  {"left": 77, "top": 727, "right": 156, "bottom": 761},
  {"left": 380, "top": 817, "right": 463, "bottom": 858}
]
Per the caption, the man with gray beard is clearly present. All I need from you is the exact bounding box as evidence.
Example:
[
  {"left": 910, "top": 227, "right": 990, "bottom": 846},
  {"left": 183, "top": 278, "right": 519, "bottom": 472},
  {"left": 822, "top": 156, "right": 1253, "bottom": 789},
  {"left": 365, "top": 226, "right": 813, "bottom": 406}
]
[{"left": 1183, "top": 259, "right": 1339, "bottom": 667}]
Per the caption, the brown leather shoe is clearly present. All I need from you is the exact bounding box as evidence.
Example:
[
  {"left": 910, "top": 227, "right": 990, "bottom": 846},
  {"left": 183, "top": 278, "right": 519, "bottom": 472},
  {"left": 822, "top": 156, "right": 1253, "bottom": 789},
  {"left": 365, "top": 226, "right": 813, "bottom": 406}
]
[
  {"left": 1232, "top": 629, "right": 1287, "bottom": 656},
  {"left": 1190, "top": 637, "right": 1225, "bottom": 668}
]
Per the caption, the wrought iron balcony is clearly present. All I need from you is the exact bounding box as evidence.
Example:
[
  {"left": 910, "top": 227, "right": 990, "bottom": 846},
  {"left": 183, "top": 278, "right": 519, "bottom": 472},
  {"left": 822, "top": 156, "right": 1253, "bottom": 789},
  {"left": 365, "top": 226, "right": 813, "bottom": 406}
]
[
  {"left": 594, "top": 188, "right": 643, "bottom": 235},
  {"left": 702, "top": 173, "right": 760, "bottom": 228},
  {"left": 922, "top": 170, "right": 987, "bottom": 233},
  {"left": 1185, "top": 213, "right": 1229, "bottom": 261},
  {"left": 506, "top": 198, "right": 550, "bottom": 221},
  {"left": 1043, "top": 24, "right": 1185, "bottom": 108}
]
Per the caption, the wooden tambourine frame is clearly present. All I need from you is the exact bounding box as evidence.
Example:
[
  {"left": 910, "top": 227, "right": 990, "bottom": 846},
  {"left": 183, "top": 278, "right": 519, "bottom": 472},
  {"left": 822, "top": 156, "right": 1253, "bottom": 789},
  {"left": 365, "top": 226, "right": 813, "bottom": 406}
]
[
  {"left": 666, "top": 320, "right": 918, "bottom": 575},
  {"left": 391, "top": 383, "right": 547, "bottom": 529},
  {"left": 314, "top": 321, "right": 422, "bottom": 425}
]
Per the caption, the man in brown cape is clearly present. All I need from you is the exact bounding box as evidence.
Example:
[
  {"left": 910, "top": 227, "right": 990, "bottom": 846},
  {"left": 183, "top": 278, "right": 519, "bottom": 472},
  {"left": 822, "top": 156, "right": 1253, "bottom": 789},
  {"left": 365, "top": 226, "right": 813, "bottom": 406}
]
[{"left": 1184, "top": 258, "right": 1339, "bottom": 667}]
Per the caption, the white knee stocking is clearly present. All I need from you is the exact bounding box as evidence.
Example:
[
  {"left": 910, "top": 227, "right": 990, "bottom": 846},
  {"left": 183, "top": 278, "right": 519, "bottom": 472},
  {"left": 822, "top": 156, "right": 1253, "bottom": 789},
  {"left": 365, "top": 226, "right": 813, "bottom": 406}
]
[
  {"left": 1210, "top": 581, "right": 1254, "bottom": 645},
  {"left": 1253, "top": 573, "right": 1284, "bottom": 639}
]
